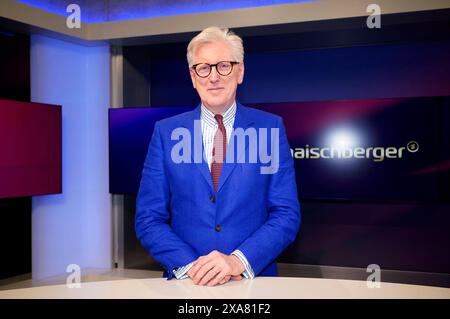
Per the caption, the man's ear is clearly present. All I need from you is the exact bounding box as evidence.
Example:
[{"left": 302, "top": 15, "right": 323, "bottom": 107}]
[
  {"left": 189, "top": 69, "right": 197, "bottom": 89},
  {"left": 237, "top": 62, "right": 245, "bottom": 85}
]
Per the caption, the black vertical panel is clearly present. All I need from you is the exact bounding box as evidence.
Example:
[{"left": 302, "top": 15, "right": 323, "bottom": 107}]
[
  {"left": 440, "top": 97, "right": 450, "bottom": 201},
  {"left": 0, "top": 31, "right": 30, "bottom": 102},
  {"left": 0, "top": 198, "right": 31, "bottom": 279},
  {"left": 122, "top": 46, "right": 152, "bottom": 107},
  {"left": 122, "top": 46, "right": 163, "bottom": 271},
  {"left": 0, "top": 30, "right": 31, "bottom": 280},
  {"left": 123, "top": 195, "right": 163, "bottom": 271}
]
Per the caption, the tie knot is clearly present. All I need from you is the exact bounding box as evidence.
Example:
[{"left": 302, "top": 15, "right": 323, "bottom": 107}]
[{"left": 214, "top": 114, "right": 224, "bottom": 126}]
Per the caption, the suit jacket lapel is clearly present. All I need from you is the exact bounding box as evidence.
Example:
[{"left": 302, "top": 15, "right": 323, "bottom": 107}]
[
  {"left": 217, "top": 103, "right": 254, "bottom": 193},
  {"left": 182, "top": 104, "right": 214, "bottom": 192}
]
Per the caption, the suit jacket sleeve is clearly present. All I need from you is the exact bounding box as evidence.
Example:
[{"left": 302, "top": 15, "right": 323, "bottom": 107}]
[
  {"left": 236, "top": 117, "right": 301, "bottom": 276},
  {"left": 135, "top": 121, "right": 199, "bottom": 279}
]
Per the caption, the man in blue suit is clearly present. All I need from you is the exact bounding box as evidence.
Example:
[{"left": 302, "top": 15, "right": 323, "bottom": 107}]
[{"left": 136, "top": 26, "right": 300, "bottom": 287}]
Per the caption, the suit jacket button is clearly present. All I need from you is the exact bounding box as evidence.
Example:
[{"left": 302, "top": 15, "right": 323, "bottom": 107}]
[
  {"left": 210, "top": 196, "right": 215, "bottom": 203},
  {"left": 215, "top": 225, "right": 222, "bottom": 232}
]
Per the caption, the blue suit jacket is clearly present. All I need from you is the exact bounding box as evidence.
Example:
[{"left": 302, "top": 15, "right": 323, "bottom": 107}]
[{"left": 135, "top": 102, "right": 301, "bottom": 279}]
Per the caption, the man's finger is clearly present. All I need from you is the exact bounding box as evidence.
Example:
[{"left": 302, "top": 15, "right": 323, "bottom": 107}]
[
  {"left": 206, "top": 270, "right": 228, "bottom": 287},
  {"left": 192, "top": 262, "right": 215, "bottom": 284},
  {"left": 189, "top": 257, "right": 210, "bottom": 279},
  {"left": 191, "top": 252, "right": 217, "bottom": 272},
  {"left": 231, "top": 275, "right": 242, "bottom": 281},
  {"left": 219, "top": 275, "right": 231, "bottom": 285},
  {"left": 198, "top": 267, "right": 221, "bottom": 286}
]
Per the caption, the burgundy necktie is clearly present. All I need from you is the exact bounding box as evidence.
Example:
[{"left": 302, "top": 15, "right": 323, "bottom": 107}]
[{"left": 211, "top": 114, "right": 227, "bottom": 192}]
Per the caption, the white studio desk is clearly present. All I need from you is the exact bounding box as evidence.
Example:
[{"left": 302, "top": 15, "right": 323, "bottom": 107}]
[{"left": 0, "top": 277, "right": 449, "bottom": 299}]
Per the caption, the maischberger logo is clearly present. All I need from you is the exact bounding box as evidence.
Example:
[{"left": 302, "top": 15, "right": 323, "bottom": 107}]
[{"left": 291, "top": 141, "right": 419, "bottom": 162}]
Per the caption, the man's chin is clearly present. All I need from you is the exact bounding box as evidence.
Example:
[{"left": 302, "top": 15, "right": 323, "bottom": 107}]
[{"left": 204, "top": 99, "right": 230, "bottom": 111}]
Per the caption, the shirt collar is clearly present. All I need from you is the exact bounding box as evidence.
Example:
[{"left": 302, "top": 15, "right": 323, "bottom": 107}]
[{"left": 201, "top": 101, "right": 236, "bottom": 128}]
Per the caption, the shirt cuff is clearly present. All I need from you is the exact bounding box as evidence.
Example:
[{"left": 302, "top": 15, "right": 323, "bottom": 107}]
[
  {"left": 231, "top": 250, "right": 255, "bottom": 279},
  {"left": 173, "top": 262, "right": 194, "bottom": 280}
]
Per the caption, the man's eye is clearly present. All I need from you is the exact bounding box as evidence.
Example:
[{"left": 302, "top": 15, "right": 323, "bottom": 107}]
[
  {"left": 218, "top": 63, "right": 231, "bottom": 70},
  {"left": 198, "top": 65, "right": 210, "bottom": 72}
]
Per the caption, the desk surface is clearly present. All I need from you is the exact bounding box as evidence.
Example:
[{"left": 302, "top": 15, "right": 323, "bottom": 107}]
[{"left": 1, "top": 277, "right": 449, "bottom": 299}]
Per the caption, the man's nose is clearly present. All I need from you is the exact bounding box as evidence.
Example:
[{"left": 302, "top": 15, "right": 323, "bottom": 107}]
[{"left": 209, "top": 66, "right": 220, "bottom": 82}]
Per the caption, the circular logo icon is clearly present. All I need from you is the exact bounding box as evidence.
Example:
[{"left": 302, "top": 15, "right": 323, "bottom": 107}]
[{"left": 407, "top": 141, "right": 419, "bottom": 153}]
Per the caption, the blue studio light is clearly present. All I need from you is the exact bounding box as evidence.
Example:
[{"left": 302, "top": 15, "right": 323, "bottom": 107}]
[{"left": 17, "top": 0, "right": 315, "bottom": 23}]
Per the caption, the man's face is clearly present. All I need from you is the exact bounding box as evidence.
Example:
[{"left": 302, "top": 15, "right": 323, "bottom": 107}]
[{"left": 190, "top": 40, "right": 244, "bottom": 113}]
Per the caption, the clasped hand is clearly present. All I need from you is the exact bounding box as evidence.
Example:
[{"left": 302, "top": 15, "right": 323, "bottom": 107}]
[{"left": 187, "top": 250, "right": 244, "bottom": 287}]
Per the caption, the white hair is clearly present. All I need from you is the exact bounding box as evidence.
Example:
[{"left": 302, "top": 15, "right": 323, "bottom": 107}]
[{"left": 187, "top": 26, "right": 244, "bottom": 67}]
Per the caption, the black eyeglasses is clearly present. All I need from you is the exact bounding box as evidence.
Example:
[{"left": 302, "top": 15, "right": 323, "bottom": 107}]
[{"left": 191, "top": 61, "right": 240, "bottom": 78}]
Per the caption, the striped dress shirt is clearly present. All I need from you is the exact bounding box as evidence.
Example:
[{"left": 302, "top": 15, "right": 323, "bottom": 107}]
[{"left": 173, "top": 101, "right": 255, "bottom": 280}]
